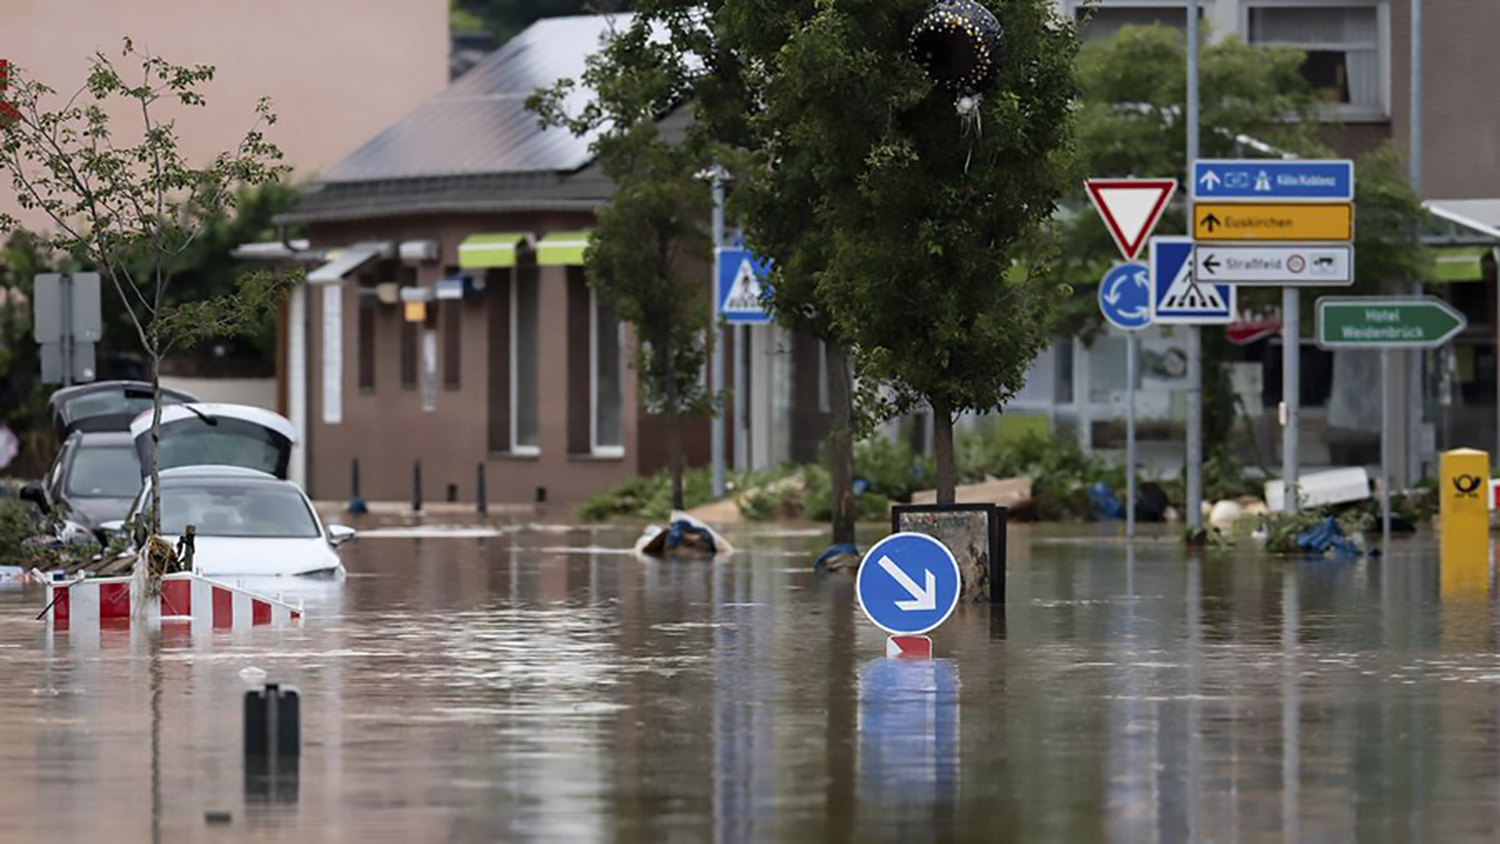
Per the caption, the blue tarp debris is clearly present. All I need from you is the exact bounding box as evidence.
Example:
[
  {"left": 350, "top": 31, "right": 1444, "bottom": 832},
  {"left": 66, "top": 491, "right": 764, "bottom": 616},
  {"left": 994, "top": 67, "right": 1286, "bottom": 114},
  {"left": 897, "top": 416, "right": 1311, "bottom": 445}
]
[
  {"left": 1296, "top": 516, "right": 1362, "bottom": 557},
  {"left": 814, "top": 543, "right": 861, "bottom": 574},
  {"left": 1090, "top": 482, "right": 1123, "bottom": 521}
]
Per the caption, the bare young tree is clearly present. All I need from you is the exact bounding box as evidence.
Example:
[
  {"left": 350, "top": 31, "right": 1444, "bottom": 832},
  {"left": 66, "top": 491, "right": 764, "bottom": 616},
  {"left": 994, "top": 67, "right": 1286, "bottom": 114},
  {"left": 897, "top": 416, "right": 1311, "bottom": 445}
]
[{"left": 0, "top": 40, "right": 296, "bottom": 538}]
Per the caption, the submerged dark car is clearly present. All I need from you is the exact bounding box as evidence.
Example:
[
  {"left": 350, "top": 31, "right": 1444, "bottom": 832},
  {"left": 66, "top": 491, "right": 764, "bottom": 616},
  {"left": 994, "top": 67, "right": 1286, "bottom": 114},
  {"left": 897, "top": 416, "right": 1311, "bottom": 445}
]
[
  {"left": 22, "top": 430, "right": 143, "bottom": 535},
  {"left": 23, "top": 381, "right": 199, "bottom": 540}
]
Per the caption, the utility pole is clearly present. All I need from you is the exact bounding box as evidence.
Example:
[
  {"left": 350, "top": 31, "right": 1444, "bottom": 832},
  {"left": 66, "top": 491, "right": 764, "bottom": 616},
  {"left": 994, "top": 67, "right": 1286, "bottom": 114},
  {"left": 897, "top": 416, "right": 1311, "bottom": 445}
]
[
  {"left": 1185, "top": 0, "right": 1203, "bottom": 532},
  {"left": 1407, "top": 0, "right": 1425, "bottom": 486},
  {"left": 710, "top": 168, "right": 727, "bottom": 499}
]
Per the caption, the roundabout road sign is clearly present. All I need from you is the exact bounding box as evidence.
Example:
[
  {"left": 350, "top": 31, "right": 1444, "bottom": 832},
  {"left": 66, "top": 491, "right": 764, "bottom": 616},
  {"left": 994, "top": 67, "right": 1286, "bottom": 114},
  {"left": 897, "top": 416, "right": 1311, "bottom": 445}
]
[
  {"left": 1098, "top": 262, "right": 1152, "bottom": 331},
  {"left": 855, "top": 532, "right": 962, "bottom": 636}
]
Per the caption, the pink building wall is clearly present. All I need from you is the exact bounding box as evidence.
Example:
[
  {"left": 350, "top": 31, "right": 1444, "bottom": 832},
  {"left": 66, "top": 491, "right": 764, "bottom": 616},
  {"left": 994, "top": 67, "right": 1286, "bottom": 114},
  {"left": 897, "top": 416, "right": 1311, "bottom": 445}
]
[{"left": 3, "top": 0, "right": 449, "bottom": 227}]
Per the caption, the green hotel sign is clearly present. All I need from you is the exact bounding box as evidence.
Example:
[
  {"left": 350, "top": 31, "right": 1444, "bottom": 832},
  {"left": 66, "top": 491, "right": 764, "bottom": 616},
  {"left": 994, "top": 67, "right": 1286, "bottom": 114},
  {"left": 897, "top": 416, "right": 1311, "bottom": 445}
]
[{"left": 1316, "top": 296, "right": 1467, "bottom": 349}]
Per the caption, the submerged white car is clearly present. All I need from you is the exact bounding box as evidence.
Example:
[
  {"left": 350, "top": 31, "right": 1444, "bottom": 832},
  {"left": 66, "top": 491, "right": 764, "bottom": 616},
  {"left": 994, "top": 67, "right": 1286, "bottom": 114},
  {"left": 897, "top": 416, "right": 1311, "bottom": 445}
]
[{"left": 113, "top": 466, "right": 352, "bottom": 578}]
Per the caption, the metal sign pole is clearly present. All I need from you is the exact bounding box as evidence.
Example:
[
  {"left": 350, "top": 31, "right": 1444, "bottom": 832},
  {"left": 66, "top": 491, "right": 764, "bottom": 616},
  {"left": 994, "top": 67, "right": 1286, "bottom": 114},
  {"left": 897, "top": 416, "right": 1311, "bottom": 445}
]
[
  {"left": 1381, "top": 347, "right": 1392, "bottom": 545},
  {"left": 1184, "top": 0, "right": 1203, "bottom": 532},
  {"left": 710, "top": 172, "right": 727, "bottom": 499},
  {"left": 1127, "top": 334, "right": 1138, "bottom": 539},
  {"left": 60, "top": 273, "right": 73, "bottom": 388},
  {"left": 734, "top": 324, "right": 748, "bottom": 473},
  {"left": 1282, "top": 287, "right": 1300, "bottom": 512}
]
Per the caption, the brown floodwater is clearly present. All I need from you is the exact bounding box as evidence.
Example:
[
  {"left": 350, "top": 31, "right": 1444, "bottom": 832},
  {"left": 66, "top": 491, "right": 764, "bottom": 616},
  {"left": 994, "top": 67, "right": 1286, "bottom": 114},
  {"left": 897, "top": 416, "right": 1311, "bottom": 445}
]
[{"left": 1, "top": 520, "right": 1498, "bottom": 843}]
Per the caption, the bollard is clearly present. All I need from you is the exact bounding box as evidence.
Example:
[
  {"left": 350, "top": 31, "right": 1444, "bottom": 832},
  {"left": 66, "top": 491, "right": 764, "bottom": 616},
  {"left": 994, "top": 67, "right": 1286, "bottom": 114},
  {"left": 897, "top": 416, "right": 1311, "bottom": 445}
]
[
  {"left": 244, "top": 683, "right": 300, "bottom": 758},
  {"left": 477, "top": 463, "right": 488, "bottom": 515},
  {"left": 535, "top": 486, "right": 547, "bottom": 505},
  {"left": 244, "top": 683, "right": 300, "bottom": 804},
  {"left": 445, "top": 483, "right": 458, "bottom": 503},
  {"left": 412, "top": 460, "right": 423, "bottom": 512},
  {"left": 346, "top": 458, "right": 368, "bottom": 515},
  {"left": 1439, "top": 448, "right": 1489, "bottom": 599}
]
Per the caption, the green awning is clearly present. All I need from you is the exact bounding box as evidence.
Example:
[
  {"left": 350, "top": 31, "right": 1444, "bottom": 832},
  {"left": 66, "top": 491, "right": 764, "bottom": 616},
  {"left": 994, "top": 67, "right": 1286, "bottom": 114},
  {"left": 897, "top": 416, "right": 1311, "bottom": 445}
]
[
  {"left": 458, "top": 232, "right": 529, "bottom": 269},
  {"left": 537, "top": 231, "right": 591, "bottom": 266},
  {"left": 1429, "top": 245, "right": 1494, "bottom": 283}
]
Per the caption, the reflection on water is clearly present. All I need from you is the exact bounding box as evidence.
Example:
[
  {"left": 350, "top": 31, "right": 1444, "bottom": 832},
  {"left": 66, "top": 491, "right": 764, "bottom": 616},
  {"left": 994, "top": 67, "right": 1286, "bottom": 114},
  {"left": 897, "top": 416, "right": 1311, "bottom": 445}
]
[{"left": 1, "top": 524, "right": 1500, "bottom": 842}]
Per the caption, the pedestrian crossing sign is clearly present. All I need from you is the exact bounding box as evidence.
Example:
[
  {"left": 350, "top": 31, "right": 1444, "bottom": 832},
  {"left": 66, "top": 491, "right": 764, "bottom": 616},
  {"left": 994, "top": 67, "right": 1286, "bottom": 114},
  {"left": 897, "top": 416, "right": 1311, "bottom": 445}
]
[
  {"left": 716, "top": 248, "right": 774, "bottom": 325},
  {"left": 1150, "top": 236, "right": 1234, "bottom": 325}
]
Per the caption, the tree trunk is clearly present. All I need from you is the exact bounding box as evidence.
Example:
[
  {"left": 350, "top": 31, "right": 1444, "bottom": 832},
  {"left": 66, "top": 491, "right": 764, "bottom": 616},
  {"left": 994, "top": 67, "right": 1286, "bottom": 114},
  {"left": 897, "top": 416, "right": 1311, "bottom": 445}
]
[
  {"left": 826, "top": 340, "right": 857, "bottom": 546},
  {"left": 932, "top": 394, "right": 956, "bottom": 505},
  {"left": 664, "top": 357, "right": 685, "bottom": 512},
  {"left": 148, "top": 351, "right": 162, "bottom": 534}
]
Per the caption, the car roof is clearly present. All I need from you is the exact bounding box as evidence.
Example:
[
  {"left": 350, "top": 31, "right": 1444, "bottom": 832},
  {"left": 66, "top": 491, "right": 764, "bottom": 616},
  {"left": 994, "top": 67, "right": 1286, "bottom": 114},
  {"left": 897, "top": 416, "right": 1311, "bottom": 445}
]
[
  {"left": 72, "top": 430, "right": 138, "bottom": 447},
  {"left": 159, "top": 465, "right": 278, "bottom": 480}
]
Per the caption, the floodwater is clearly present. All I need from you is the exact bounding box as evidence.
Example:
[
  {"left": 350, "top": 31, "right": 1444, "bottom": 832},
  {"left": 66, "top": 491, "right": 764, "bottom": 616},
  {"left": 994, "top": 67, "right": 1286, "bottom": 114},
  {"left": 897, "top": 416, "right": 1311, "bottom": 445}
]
[{"left": 2, "top": 520, "right": 1500, "bottom": 843}]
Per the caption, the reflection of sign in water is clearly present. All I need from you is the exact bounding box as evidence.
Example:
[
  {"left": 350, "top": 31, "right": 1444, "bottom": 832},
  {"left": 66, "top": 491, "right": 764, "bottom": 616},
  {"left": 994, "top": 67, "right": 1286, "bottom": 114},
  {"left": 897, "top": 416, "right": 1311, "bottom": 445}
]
[{"left": 857, "top": 657, "right": 960, "bottom": 835}]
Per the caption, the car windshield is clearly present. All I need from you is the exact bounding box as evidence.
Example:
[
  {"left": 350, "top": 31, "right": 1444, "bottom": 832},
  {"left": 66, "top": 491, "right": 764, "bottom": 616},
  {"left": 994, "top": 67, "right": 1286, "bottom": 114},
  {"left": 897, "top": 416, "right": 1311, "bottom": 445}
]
[
  {"left": 159, "top": 483, "right": 320, "bottom": 538},
  {"left": 66, "top": 445, "right": 142, "bottom": 498}
]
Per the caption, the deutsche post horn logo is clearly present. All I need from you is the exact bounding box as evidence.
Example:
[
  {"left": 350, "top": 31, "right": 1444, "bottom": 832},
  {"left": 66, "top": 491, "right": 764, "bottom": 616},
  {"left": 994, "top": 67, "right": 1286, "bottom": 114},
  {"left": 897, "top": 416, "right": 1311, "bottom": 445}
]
[{"left": 1453, "top": 474, "right": 1484, "bottom": 498}]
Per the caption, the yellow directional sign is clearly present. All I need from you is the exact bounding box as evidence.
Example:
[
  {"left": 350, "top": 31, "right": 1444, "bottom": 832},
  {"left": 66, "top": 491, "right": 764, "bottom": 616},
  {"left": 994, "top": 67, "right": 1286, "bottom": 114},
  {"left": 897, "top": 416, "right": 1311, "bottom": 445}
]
[{"left": 1193, "top": 203, "right": 1353, "bottom": 242}]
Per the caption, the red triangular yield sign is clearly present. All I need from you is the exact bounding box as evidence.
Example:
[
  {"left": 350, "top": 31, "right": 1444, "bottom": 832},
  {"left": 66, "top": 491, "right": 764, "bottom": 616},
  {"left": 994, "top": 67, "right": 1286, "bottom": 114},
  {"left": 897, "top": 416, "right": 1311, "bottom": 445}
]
[{"left": 1085, "top": 179, "right": 1178, "bottom": 261}]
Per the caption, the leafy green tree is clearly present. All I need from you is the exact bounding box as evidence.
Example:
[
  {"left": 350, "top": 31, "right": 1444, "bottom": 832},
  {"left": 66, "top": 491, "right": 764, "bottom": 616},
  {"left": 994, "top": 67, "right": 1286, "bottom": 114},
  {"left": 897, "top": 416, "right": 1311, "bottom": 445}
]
[
  {"left": 530, "top": 12, "right": 713, "bottom": 511},
  {"left": 715, "top": 0, "right": 1082, "bottom": 503},
  {"left": 0, "top": 41, "right": 297, "bottom": 534}
]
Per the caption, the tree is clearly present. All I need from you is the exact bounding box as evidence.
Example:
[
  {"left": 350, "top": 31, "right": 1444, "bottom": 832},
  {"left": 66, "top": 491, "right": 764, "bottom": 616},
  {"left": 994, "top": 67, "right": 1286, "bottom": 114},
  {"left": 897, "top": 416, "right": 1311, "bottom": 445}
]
[
  {"left": 0, "top": 41, "right": 296, "bottom": 536},
  {"left": 718, "top": 0, "right": 1082, "bottom": 504},
  {"left": 530, "top": 13, "right": 714, "bottom": 512},
  {"left": 705, "top": 3, "right": 876, "bottom": 545}
]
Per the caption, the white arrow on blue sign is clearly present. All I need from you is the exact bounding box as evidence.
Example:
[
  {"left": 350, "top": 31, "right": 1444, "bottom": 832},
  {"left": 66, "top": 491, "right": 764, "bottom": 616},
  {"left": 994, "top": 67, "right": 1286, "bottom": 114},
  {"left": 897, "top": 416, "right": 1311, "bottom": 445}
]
[
  {"left": 1193, "top": 159, "right": 1354, "bottom": 202},
  {"left": 1098, "top": 262, "right": 1153, "bottom": 331},
  {"left": 856, "top": 533, "right": 962, "bottom": 635},
  {"left": 1151, "top": 236, "right": 1235, "bottom": 325},
  {"left": 715, "top": 248, "right": 774, "bottom": 325}
]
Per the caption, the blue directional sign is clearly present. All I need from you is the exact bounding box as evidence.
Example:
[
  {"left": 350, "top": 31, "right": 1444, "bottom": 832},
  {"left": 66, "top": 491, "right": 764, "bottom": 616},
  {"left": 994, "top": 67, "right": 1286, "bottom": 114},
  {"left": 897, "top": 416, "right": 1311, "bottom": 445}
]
[
  {"left": 1098, "top": 262, "right": 1152, "bottom": 331},
  {"left": 1193, "top": 159, "right": 1354, "bottom": 202},
  {"left": 856, "top": 532, "right": 962, "bottom": 636},
  {"left": 716, "top": 248, "right": 773, "bottom": 325},
  {"left": 1151, "top": 236, "right": 1235, "bottom": 325}
]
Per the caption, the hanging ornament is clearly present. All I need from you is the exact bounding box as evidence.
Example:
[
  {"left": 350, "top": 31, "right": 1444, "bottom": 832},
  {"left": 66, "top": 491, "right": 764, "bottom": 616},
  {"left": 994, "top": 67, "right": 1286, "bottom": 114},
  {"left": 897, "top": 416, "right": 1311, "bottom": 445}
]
[{"left": 908, "top": 0, "right": 1005, "bottom": 96}]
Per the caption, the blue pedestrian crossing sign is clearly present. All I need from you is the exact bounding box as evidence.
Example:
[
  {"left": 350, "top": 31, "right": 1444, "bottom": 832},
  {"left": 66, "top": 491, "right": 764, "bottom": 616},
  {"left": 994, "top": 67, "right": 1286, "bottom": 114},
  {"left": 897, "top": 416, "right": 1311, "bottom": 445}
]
[
  {"left": 1098, "top": 262, "right": 1152, "bottom": 331},
  {"left": 716, "top": 248, "right": 773, "bottom": 325},
  {"left": 856, "top": 533, "right": 962, "bottom": 636},
  {"left": 1150, "top": 236, "right": 1235, "bottom": 325}
]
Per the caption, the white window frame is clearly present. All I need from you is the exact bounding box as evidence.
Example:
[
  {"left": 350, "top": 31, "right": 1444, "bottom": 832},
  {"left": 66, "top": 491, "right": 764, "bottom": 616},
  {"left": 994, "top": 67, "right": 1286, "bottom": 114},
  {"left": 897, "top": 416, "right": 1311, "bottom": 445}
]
[
  {"left": 589, "top": 286, "right": 626, "bottom": 458},
  {"left": 509, "top": 274, "right": 540, "bottom": 456},
  {"left": 1241, "top": 0, "right": 1390, "bottom": 122}
]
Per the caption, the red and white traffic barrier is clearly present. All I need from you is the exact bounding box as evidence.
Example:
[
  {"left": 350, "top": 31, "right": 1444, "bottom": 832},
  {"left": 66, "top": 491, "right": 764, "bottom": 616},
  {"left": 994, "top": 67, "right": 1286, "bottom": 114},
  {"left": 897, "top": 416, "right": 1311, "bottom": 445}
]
[
  {"left": 885, "top": 635, "right": 933, "bottom": 660},
  {"left": 43, "top": 571, "right": 302, "bottom": 632}
]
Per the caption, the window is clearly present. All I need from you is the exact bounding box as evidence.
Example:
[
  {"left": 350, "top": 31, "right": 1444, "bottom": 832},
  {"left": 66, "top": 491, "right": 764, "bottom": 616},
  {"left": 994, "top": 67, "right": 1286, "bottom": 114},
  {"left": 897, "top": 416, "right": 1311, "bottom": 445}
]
[
  {"left": 358, "top": 292, "right": 377, "bottom": 392},
  {"left": 592, "top": 287, "right": 624, "bottom": 455},
  {"left": 443, "top": 299, "right": 462, "bottom": 390},
  {"left": 511, "top": 267, "right": 540, "bottom": 454},
  {"left": 1248, "top": 4, "right": 1383, "bottom": 116},
  {"left": 1074, "top": 5, "right": 1195, "bottom": 42},
  {"left": 400, "top": 318, "right": 418, "bottom": 389},
  {"left": 487, "top": 271, "right": 510, "bottom": 453},
  {"left": 160, "top": 483, "right": 320, "bottom": 538},
  {"left": 67, "top": 445, "right": 141, "bottom": 498}
]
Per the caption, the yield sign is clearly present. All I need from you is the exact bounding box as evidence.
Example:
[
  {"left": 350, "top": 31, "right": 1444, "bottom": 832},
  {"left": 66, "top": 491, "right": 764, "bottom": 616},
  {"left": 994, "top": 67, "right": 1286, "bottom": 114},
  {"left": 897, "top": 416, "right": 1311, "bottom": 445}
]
[{"left": 1085, "top": 178, "right": 1178, "bottom": 261}]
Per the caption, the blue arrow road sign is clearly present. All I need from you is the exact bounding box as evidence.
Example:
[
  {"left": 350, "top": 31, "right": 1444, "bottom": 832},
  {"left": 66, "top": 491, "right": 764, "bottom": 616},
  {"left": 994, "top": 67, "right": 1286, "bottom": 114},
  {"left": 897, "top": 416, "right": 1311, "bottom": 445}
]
[
  {"left": 1151, "top": 236, "right": 1235, "bottom": 325},
  {"left": 716, "top": 248, "right": 773, "bottom": 325},
  {"left": 1193, "top": 159, "right": 1354, "bottom": 202},
  {"left": 856, "top": 533, "right": 962, "bottom": 636},
  {"left": 1098, "top": 262, "right": 1152, "bottom": 331}
]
